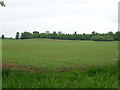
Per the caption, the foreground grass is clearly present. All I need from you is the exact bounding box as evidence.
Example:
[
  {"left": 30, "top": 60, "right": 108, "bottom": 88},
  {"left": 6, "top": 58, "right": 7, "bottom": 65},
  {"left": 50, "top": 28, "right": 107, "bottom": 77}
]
[{"left": 2, "top": 65, "right": 118, "bottom": 88}]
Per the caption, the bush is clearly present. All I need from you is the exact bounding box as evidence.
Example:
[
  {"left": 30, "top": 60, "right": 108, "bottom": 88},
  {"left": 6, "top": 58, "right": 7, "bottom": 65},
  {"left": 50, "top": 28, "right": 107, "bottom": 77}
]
[{"left": 91, "top": 35, "right": 114, "bottom": 41}]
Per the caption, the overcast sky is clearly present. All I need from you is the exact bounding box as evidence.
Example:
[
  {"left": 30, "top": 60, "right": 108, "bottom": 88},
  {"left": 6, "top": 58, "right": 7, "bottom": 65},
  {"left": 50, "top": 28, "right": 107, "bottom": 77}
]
[{"left": 0, "top": 0, "right": 119, "bottom": 37}]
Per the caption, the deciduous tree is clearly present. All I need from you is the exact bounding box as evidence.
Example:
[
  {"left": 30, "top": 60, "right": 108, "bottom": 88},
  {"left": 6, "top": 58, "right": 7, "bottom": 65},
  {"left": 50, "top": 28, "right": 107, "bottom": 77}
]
[
  {"left": 16, "top": 32, "right": 20, "bottom": 39},
  {"left": 0, "top": 1, "right": 5, "bottom": 7}
]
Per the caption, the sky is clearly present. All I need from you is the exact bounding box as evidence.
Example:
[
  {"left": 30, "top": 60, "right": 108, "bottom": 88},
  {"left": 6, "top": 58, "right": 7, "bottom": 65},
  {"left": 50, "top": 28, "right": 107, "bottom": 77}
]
[{"left": 0, "top": 0, "right": 119, "bottom": 38}]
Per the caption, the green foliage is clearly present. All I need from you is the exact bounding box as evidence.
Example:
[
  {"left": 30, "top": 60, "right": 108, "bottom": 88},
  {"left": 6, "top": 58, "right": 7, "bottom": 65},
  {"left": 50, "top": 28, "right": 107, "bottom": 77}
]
[
  {"left": 32, "top": 31, "right": 39, "bottom": 38},
  {"left": 108, "top": 31, "right": 114, "bottom": 36},
  {"left": 53, "top": 31, "right": 57, "bottom": 35},
  {"left": 15, "top": 32, "right": 19, "bottom": 39},
  {"left": 2, "top": 34, "right": 4, "bottom": 39},
  {"left": 2, "top": 65, "right": 118, "bottom": 88},
  {"left": 21, "top": 32, "right": 32, "bottom": 39},
  {"left": 91, "top": 35, "right": 114, "bottom": 41},
  {"left": 114, "top": 31, "right": 120, "bottom": 41},
  {"left": 18, "top": 31, "right": 120, "bottom": 41}
]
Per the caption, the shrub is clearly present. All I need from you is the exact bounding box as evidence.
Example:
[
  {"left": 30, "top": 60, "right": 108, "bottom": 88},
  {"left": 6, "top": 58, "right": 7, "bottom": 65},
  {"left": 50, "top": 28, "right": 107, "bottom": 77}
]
[{"left": 91, "top": 35, "right": 114, "bottom": 41}]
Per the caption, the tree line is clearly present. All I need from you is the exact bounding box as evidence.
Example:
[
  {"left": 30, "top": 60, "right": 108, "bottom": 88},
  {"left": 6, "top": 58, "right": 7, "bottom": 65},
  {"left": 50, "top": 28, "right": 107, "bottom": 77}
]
[{"left": 1, "top": 31, "right": 120, "bottom": 41}]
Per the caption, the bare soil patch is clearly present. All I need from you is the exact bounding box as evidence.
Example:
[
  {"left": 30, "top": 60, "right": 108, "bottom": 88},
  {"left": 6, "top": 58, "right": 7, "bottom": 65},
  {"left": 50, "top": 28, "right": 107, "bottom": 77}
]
[
  {"left": 2, "top": 64, "right": 44, "bottom": 74},
  {"left": 2, "top": 64, "right": 27, "bottom": 69}
]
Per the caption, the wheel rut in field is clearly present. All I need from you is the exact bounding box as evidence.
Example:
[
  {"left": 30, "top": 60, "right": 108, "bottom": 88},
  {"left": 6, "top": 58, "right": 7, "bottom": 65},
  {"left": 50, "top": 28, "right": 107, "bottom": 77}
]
[
  {"left": 2, "top": 64, "right": 87, "bottom": 73},
  {"left": 2, "top": 64, "right": 44, "bottom": 74},
  {"left": 2, "top": 63, "right": 108, "bottom": 73}
]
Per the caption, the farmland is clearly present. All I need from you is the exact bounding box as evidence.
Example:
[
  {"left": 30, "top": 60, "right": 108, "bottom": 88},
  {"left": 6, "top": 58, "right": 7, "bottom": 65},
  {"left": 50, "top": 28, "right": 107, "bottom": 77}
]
[{"left": 2, "top": 39, "right": 118, "bottom": 88}]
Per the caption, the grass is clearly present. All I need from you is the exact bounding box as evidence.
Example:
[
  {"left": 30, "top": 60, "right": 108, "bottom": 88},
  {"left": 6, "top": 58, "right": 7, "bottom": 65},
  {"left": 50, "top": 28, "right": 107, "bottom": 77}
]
[
  {"left": 2, "top": 39, "right": 118, "bottom": 70},
  {"left": 2, "top": 65, "right": 118, "bottom": 88},
  {"left": 2, "top": 39, "right": 118, "bottom": 88}
]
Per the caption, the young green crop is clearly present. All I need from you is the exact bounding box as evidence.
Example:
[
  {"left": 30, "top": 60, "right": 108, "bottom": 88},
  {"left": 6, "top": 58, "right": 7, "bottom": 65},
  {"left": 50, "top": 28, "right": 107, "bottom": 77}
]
[
  {"left": 2, "top": 39, "right": 118, "bottom": 88},
  {"left": 2, "top": 39, "right": 118, "bottom": 71}
]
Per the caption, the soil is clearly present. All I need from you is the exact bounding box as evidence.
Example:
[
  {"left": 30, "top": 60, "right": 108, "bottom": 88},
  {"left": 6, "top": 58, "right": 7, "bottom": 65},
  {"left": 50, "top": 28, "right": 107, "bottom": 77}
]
[
  {"left": 2, "top": 63, "right": 93, "bottom": 74},
  {"left": 2, "top": 64, "right": 44, "bottom": 74}
]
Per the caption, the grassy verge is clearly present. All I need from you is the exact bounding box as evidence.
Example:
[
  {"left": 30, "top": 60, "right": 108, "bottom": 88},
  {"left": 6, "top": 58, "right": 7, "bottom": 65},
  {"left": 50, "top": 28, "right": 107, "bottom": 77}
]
[{"left": 2, "top": 64, "right": 118, "bottom": 88}]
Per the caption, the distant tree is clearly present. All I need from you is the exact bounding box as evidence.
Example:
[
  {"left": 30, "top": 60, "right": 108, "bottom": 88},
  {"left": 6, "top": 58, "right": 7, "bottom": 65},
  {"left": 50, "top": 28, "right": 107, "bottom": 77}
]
[
  {"left": 13, "top": 30, "right": 120, "bottom": 41},
  {"left": 33, "top": 31, "right": 39, "bottom": 34},
  {"left": 45, "top": 31, "right": 50, "bottom": 34},
  {"left": 0, "top": 1, "right": 5, "bottom": 7},
  {"left": 108, "top": 31, "right": 113, "bottom": 36},
  {"left": 33, "top": 31, "right": 39, "bottom": 38},
  {"left": 53, "top": 31, "right": 57, "bottom": 35},
  {"left": 74, "top": 31, "right": 77, "bottom": 35},
  {"left": 91, "top": 35, "right": 114, "bottom": 41},
  {"left": 10, "top": 37, "right": 12, "bottom": 39},
  {"left": 21, "top": 32, "right": 32, "bottom": 39},
  {"left": 2, "top": 34, "right": 4, "bottom": 39},
  {"left": 92, "top": 31, "right": 96, "bottom": 35},
  {"left": 15, "top": 32, "right": 20, "bottom": 39},
  {"left": 58, "top": 31, "right": 62, "bottom": 35},
  {"left": 114, "top": 31, "right": 120, "bottom": 41},
  {"left": 95, "top": 33, "right": 99, "bottom": 35},
  {"left": 108, "top": 31, "right": 113, "bottom": 35},
  {"left": 83, "top": 33, "right": 85, "bottom": 35}
]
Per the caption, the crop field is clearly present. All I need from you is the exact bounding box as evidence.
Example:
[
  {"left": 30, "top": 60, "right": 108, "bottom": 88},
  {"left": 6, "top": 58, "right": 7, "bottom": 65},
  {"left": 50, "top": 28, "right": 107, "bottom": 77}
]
[{"left": 2, "top": 39, "right": 118, "bottom": 88}]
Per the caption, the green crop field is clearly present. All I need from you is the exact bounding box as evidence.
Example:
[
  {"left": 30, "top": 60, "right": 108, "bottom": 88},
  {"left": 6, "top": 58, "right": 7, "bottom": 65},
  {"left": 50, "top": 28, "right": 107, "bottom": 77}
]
[{"left": 2, "top": 39, "right": 118, "bottom": 88}]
